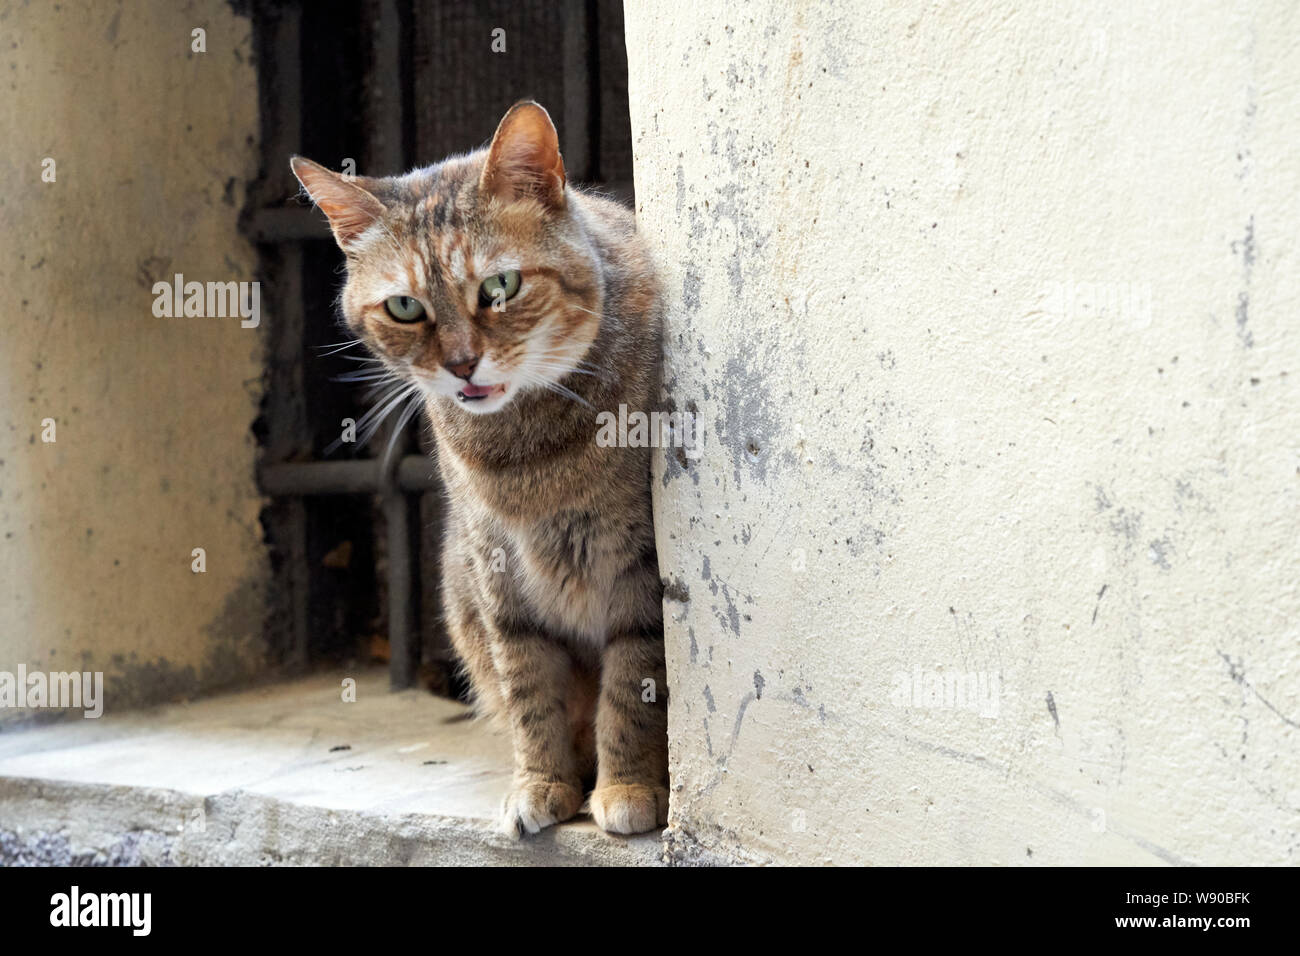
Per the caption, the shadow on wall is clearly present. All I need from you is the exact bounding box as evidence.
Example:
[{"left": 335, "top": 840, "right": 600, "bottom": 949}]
[{"left": 0, "top": 1, "right": 269, "bottom": 723}]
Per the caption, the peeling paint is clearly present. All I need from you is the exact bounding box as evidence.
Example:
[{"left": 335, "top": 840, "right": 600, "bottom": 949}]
[{"left": 631, "top": 0, "right": 1300, "bottom": 865}]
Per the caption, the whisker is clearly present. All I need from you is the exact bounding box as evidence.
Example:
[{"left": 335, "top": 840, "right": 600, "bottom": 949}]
[
  {"left": 381, "top": 392, "right": 425, "bottom": 468},
  {"left": 526, "top": 348, "right": 607, "bottom": 375},
  {"left": 527, "top": 362, "right": 599, "bottom": 378},
  {"left": 541, "top": 381, "right": 593, "bottom": 409},
  {"left": 515, "top": 370, "right": 593, "bottom": 410},
  {"left": 357, "top": 381, "right": 414, "bottom": 423},
  {"left": 347, "top": 382, "right": 422, "bottom": 452},
  {"left": 527, "top": 359, "right": 607, "bottom": 378},
  {"left": 332, "top": 370, "right": 395, "bottom": 384},
  {"left": 337, "top": 381, "right": 413, "bottom": 443},
  {"left": 314, "top": 339, "right": 363, "bottom": 356}
]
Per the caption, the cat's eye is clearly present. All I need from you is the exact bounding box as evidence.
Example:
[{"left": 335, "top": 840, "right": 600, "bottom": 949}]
[
  {"left": 384, "top": 295, "right": 426, "bottom": 322},
  {"left": 478, "top": 270, "right": 522, "bottom": 308}
]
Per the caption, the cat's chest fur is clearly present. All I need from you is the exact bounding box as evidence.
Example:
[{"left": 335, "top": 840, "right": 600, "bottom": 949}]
[
  {"left": 440, "top": 438, "right": 657, "bottom": 648},
  {"left": 508, "top": 508, "right": 623, "bottom": 645}
]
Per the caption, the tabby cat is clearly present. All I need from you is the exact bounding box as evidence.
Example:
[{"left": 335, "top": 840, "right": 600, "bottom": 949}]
[{"left": 290, "top": 101, "right": 668, "bottom": 837}]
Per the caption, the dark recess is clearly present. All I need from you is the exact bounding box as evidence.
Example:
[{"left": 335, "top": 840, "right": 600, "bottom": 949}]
[{"left": 243, "top": 0, "right": 634, "bottom": 691}]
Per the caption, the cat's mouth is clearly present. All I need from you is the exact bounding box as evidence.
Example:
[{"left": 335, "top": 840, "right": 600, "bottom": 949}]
[{"left": 456, "top": 382, "right": 507, "bottom": 403}]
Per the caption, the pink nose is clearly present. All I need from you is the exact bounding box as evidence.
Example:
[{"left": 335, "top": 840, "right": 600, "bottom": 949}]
[{"left": 444, "top": 356, "right": 479, "bottom": 380}]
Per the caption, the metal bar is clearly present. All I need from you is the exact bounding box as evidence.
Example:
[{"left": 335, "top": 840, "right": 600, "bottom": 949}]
[
  {"left": 382, "top": 480, "right": 418, "bottom": 689},
  {"left": 253, "top": 1, "right": 311, "bottom": 671},
  {"left": 258, "top": 456, "right": 438, "bottom": 496},
  {"left": 365, "top": 0, "right": 420, "bottom": 690}
]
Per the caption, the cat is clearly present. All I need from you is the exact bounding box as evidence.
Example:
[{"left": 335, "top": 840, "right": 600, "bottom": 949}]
[{"left": 290, "top": 101, "right": 668, "bottom": 837}]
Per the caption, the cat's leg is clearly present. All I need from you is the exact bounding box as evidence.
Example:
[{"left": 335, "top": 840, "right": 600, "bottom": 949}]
[
  {"left": 445, "top": 598, "right": 505, "bottom": 721},
  {"left": 591, "top": 631, "right": 669, "bottom": 835},
  {"left": 442, "top": 536, "right": 506, "bottom": 721},
  {"left": 493, "top": 627, "right": 585, "bottom": 837}
]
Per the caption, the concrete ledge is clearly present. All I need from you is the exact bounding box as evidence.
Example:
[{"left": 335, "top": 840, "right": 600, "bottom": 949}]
[{"left": 0, "top": 671, "right": 663, "bottom": 866}]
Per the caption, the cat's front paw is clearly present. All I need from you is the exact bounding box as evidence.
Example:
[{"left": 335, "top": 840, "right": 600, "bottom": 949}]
[
  {"left": 589, "top": 783, "right": 669, "bottom": 835},
  {"left": 500, "top": 778, "right": 583, "bottom": 838}
]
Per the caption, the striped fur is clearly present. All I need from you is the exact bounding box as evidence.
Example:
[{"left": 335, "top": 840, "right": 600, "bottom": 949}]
[{"left": 292, "top": 102, "right": 668, "bottom": 836}]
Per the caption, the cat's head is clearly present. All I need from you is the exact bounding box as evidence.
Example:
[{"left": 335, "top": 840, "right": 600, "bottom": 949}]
[{"left": 290, "top": 101, "right": 601, "bottom": 416}]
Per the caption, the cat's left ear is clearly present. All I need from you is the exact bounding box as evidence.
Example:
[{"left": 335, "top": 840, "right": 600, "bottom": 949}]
[
  {"left": 480, "top": 101, "right": 566, "bottom": 209},
  {"left": 289, "top": 156, "right": 386, "bottom": 249}
]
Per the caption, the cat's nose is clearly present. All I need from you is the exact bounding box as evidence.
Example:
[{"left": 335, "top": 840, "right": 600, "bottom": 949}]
[{"left": 444, "top": 355, "right": 479, "bottom": 380}]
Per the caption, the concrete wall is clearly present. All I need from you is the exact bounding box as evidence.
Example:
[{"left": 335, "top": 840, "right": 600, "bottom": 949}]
[
  {"left": 0, "top": 1, "right": 267, "bottom": 719},
  {"left": 628, "top": 0, "right": 1299, "bottom": 865}
]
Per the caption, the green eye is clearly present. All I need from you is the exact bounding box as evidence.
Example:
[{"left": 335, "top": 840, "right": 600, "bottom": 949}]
[
  {"left": 478, "top": 270, "right": 522, "bottom": 308},
  {"left": 384, "top": 295, "right": 425, "bottom": 322}
]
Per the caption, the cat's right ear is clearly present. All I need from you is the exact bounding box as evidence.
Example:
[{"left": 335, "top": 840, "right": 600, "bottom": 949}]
[
  {"left": 480, "top": 101, "right": 566, "bottom": 209},
  {"left": 289, "top": 156, "right": 386, "bottom": 250}
]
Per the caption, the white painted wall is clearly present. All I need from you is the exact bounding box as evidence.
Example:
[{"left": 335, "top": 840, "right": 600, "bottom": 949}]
[{"left": 627, "top": 0, "right": 1299, "bottom": 865}]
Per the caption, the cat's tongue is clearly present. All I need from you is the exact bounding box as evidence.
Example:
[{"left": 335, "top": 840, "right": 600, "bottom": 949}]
[{"left": 458, "top": 382, "right": 502, "bottom": 400}]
